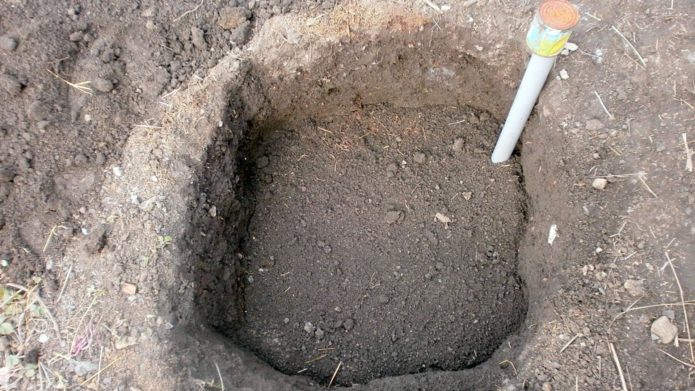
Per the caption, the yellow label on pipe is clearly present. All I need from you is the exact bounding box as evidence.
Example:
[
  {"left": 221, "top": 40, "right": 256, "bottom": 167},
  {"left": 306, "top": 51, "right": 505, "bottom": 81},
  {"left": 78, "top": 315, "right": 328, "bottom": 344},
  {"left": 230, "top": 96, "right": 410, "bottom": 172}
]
[{"left": 526, "top": 1, "right": 579, "bottom": 57}]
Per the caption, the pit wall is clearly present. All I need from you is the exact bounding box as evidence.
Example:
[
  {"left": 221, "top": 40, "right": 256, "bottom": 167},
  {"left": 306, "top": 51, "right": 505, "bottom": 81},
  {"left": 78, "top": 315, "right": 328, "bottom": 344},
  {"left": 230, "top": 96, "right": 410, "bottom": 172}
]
[{"left": 57, "top": 2, "right": 566, "bottom": 390}]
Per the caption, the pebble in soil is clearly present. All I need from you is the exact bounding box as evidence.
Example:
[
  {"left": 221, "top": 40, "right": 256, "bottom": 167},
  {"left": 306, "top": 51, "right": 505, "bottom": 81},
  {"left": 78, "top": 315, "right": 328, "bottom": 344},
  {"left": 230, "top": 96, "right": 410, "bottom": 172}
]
[{"left": 231, "top": 104, "right": 527, "bottom": 384}]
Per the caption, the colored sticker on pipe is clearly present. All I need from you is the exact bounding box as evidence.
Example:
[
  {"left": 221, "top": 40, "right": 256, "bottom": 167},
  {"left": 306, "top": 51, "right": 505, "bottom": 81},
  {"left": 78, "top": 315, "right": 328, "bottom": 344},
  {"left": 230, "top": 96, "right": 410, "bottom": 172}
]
[{"left": 526, "top": 0, "right": 579, "bottom": 57}]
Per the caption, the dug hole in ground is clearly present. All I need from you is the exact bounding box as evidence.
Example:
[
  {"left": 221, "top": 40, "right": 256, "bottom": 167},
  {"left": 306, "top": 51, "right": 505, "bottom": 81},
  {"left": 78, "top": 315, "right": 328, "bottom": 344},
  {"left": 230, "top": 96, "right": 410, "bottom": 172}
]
[{"left": 0, "top": 1, "right": 693, "bottom": 390}]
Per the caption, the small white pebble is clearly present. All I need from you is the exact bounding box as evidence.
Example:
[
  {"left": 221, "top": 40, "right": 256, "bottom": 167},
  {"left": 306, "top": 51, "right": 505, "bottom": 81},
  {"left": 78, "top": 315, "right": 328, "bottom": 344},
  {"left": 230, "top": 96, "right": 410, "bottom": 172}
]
[
  {"left": 547, "top": 224, "right": 558, "bottom": 245},
  {"left": 565, "top": 42, "right": 579, "bottom": 52},
  {"left": 592, "top": 178, "right": 607, "bottom": 190},
  {"left": 112, "top": 166, "right": 123, "bottom": 177},
  {"left": 559, "top": 69, "right": 569, "bottom": 80},
  {"left": 38, "top": 334, "right": 49, "bottom": 343}
]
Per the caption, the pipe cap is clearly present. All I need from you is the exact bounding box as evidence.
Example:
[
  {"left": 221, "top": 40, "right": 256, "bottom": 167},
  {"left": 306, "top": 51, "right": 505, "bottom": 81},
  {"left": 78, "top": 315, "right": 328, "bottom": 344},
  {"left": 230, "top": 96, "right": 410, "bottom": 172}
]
[{"left": 540, "top": 0, "right": 580, "bottom": 31}]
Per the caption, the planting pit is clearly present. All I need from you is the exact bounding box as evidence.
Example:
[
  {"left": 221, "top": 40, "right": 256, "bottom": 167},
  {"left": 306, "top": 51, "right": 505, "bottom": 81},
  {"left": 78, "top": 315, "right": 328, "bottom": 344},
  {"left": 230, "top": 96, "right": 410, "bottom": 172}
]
[{"left": 186, "top": 21, "right": 529, "bottom": 386}]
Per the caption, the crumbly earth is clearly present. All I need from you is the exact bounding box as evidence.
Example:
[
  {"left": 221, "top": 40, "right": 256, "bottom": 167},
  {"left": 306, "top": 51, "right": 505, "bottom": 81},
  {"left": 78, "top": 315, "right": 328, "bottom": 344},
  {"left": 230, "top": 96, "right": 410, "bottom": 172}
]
[
  {"left": 232, "top": 104, "right": 526, "bottom": 384},
  {"left": 0, "top": 0, "right": 693, "bottom": 390}
]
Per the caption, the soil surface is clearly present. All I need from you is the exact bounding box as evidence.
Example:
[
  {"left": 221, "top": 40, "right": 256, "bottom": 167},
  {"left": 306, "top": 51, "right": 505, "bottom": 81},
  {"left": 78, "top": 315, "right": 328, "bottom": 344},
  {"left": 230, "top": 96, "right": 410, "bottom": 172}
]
[
  {"left": 0, "top": 0, "right": 694, "bottom": 390},
  {"left": 231, "top": 104, "right": 526, "bottom": 384}
]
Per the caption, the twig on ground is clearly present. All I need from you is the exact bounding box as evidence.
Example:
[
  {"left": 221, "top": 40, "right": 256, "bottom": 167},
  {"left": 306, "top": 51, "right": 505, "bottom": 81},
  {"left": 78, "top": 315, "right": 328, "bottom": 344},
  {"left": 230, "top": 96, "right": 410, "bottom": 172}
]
[
  {"left": 636, "top": 172, "right": 658, "bottom": 198},
  {"left": 683, "top": 133, "right": 693, "bottom": 172},
  {"left": 174, "top": 0, "right": 204, "bottom": 22},
  {"left": 560, "top": 334, "right": 582, "bottom": 353},
  {"left": 422, "top": 0, "right": 441, "bottom": 12},
  {"left": 305, "top": 354, "right": 328, "bottom": 364},
  {"left": 611, "top": 26, "right": 647, "bottom": 66},
  {"left": 46, "top": 69, "right": 93, "bottom": 95},
  {"left": 665, "top": 252, "right": 695, "bottom": 365},
  {"left": 43, "top": 225, "right": 69, "bottom": 253},
  {"left": 79, "top": 354, "right": 126, "bottom": 387},
  {"left": 593, "top": 91, "right": 615, "bottom": 119},
  {"left": 498, "top": 360, "right": 518, "bottom": 376},
  {"left": 593, "top": 172, "right": 657, "bottom": 197},
  {"left": 328, "top": 361, "right": 343, "bottom": 387},
  {"left": 214, "top": 361, "right": 225, "bottom": 391},
  {"left": 609, "top": 342, "right": 628, "bottom": 391},
  {"left": 657, "top": 348, "right": 695, "bottom": 369},
  {"left": 56, "top": 263, "right": 73, "bottom": 304},
  {"left": 97, "top": 346, "right": 104, "bottom": 391}
]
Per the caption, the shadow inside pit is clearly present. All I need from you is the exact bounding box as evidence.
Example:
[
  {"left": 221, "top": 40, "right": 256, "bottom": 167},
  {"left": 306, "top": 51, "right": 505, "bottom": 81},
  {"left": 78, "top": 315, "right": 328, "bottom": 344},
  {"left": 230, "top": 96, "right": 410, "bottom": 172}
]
[{"left": 181, "top": 27, "right": 530, "bottom": 386}]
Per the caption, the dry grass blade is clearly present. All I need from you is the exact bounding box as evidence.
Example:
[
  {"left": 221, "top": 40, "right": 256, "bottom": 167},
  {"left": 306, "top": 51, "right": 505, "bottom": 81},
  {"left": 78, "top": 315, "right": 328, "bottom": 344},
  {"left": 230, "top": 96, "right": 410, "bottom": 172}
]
[
  {"left": 328, "top": 361, "right": 343, "bottom": 387},
  {"left": 174, "top": 0, "right": 204, "bottom": 22},
  {"left": 609, "top": 342, "right": 628, "bottom": 391},
  {"left": 214, "top": 361, "right": 225, "bottom": 391},
  {"left": 593, "top": 90, "right": 615, "bottom": 119},
  {"left": 610, "top": 26, "right": 646, "bottom": 66},
  {"left": 665, "top": 252, "right": 695, "bottom": 365},
  {"left": 46, "top": 69, "right": 93, "bottom": 95},
  {"left": 683, "top": 133, "right": 693, "bottom": 172},
  {"left": 498, "top": 359, "right": 517, "bottom": 376},
  {"left": 657, "top": 348, "right": 695, "bottom": 369}
]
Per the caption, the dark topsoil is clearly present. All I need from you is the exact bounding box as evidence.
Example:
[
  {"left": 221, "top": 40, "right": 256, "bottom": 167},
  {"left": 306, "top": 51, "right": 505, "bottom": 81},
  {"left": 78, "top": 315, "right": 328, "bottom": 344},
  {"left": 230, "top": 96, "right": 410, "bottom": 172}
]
[{"left": 228, "top": 104, "right": 527, "bottom": 384}]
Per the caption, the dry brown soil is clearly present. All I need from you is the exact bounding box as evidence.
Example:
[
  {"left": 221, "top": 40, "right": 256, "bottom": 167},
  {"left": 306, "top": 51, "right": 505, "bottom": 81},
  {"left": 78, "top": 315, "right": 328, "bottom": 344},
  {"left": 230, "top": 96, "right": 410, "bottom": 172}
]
[{"left": 0, "top": 1, "right": 693, "bottom": 390}]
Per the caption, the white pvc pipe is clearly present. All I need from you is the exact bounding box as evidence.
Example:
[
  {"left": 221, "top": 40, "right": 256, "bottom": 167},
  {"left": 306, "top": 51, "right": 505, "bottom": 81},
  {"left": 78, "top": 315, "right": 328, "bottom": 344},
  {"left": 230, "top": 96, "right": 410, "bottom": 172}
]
[{"left": 491, "top": 54, "right": 555, "bottom": 163}]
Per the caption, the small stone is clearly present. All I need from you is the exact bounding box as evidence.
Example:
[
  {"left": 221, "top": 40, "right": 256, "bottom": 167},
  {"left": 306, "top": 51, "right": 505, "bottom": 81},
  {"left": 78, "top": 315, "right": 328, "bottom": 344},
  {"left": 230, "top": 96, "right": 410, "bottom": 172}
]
[
  {"left": 385, "top": 210, "right": 404, "bottom": 225},
  {"left": 343, "top": 318, "right": 354, "bottom": 331},
  {"left": 69, "top": 31, "right": 84, "bottom": 42},
  {"left": 191, "top": 27, "right": 206, "bottom": 49},
  {"left": 565, "top": 42, "right": 579, "bottom": 52},
  {"left": 386, "top": 162, "right": 398, "bottom": 178},
  {"left": 0, "top": 35, "right": 17, "bottom": 51},
  {"left": 314, "top": 328, "right": 324, "bottom": 339},
  {"left": 651, "top": 316, "right": 678, "bottom": 344},
  {"left": 559, "top": 69, "right": 569, "bottom": 80},
  {"left": 115, "top": 336, "right": 138, "bottom": 350},
  {"left": 623, "top": 279, "right": 644, "bottom": 297},
  {"left": 0, "top": 74, "right": 22, "bottom": 96},
  {"left": 435, "top": 262, "right": 444, "bottom": 271},
  {"left": 71, "top": 360, "right": 98, "bottom": 376},
  {"left": 283, "top": 318, "right": 290, "bottom": 324},
  {"left": 92, "top": 77, "right": 114, "bottom": 93},
  {"left": 209, "top": 205, "right": 217, "bottom": 217},
  {"left": 230, "top": 21, "right": 251, "bottom": 45},
  {"left": 0, "top": 165, "right": 15, "bottom": 183},
  {"left": 112, "top": 166, "right": 123, "bottom": 177},
  {"left": 218, "top": 7, "right": 249, "bottom": 30},
  {"left": 462, "top": 191, "right": 472, "bottom": 201},
  {"left": 28, "top": 101, "right": 50, "bottom": 122},
  {"left": 334, "top": 306, "right": 342, "bottom": 313},
  {"left": 121, "top": 283, "right": 138, "bottom": 295},
  {"left": 542, "top": 383, "right": 552, "bottom": 391},
  {"left": 413, "top": 151, "right": 426, "bottom": 164},
  {"left": 141, "top": 7, "right": 156, "bottom": 17},
  {"left": 452, "top": 138, "right": 464, "bottom": 152},
  {"left": 303, "top": 322, "right": 315, "bottom": 334},
  {"left": 95, "top": 152, "right": 106, "bottom": 165},
  {"left": 585, "top": 119, "right": 604, "bottom": 131},
  {"left": 256, "top": 155, "right": 269, "bottom": 168},
  {"left": 377, "top": 294, "right": 390, "bottom": 304},
  {"left": 73, "top": 153, "right": 88, "bottom": 166},
  {"left": 592, "top": 178, "right": 607, "bottom": 190}
]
